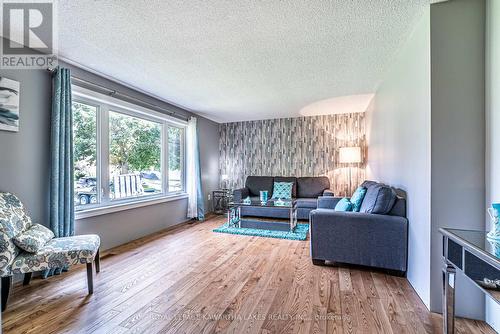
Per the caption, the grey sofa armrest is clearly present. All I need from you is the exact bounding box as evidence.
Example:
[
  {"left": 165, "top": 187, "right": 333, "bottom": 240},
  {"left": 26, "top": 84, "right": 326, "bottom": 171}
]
[
  {"left": 309, "top": 209, "right": 408, "bottom": 271},
  {"left": 311, "top": 209, "right": 408, "bottom": 226},
  {"left": 232, "top": 187, "right": 249, "bottom": 202},
  {"left": 323, "top": 189, "right": 334, "bottom": 197},
  {"left": 317, "top": 196, "right": 342, "bottom": 209}
]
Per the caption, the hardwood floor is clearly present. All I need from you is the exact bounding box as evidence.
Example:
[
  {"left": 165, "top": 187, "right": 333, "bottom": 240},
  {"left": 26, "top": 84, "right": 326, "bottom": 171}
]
[{"left": 2, "top": 216, "right": 495, "bottom": 334}]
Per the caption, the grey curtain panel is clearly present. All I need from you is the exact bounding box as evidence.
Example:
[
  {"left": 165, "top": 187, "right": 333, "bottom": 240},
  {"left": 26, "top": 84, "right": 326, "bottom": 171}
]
[{"left": 45, "top": 68, "right": 75, "bottom": 277}]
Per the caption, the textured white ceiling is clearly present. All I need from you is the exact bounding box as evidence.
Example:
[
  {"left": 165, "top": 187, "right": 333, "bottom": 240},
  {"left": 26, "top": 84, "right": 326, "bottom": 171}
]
[{"left": 58, "top": 1, "right": 431, "bottom": 123}]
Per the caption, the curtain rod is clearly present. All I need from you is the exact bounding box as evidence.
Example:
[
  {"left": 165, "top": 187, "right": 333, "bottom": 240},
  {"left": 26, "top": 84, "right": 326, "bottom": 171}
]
[{"left": 47, "top": 68, "right": 190, "bottom": 122}]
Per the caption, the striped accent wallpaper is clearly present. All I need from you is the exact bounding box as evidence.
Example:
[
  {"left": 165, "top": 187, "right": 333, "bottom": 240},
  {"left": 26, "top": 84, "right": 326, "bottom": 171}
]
[{"left": 219, "top": 113, "right": 366, "bottom": 196}]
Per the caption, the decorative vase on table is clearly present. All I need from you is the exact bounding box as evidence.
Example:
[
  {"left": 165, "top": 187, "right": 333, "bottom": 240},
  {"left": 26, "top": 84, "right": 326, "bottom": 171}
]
[
  {"left": 486, "top": 203, "right": 500, "bottom": 241},
  {"left": 259, "top": 191, "right": 268, "bottom": 203}
]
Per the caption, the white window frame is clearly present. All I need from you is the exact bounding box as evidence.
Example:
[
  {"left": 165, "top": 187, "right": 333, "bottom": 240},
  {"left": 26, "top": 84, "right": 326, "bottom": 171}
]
[{"left": 73, "top": 85, "right": 188, "bottom": 219}]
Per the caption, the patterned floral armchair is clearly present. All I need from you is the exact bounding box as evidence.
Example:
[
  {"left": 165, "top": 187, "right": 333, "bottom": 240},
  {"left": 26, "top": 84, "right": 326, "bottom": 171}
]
[{"left": 0, "top": 192, "right": 101, "bottom": 311}]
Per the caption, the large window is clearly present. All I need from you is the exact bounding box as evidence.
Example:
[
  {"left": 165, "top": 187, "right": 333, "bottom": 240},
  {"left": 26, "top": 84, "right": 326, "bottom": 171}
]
[
  {"left": 72, "top": 87, "right": 186, "bottom": 212},
  {"left": 168, "top": 126, "right": 183, "bottom": 192},
  {"left": 109, "top": 111, "right": 162, "bottom": 200},
  {"left": 73, "top": 102, "right": 98, "bottom": 206}
]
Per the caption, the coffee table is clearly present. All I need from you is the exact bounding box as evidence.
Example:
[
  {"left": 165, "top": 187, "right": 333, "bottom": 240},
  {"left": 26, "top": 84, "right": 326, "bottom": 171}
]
[{"left": 227, "top": 199, "right": 298, "bottom": 232}]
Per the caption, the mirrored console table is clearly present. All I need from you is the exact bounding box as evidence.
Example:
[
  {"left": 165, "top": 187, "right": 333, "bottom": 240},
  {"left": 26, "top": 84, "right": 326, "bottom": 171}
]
[{"left": 439, "top": 228, "right": 500, "bottom": 334}]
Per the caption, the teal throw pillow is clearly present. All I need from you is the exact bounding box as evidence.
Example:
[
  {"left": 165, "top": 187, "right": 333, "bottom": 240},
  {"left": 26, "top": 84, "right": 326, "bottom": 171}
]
[
  {"left": 271, "top": 182, "right": 293, "bottom": 199},
  {"left": 350, "top": 186, "right": 367, "bottom": 212},
  {"left": 335, "top": 198, "right": 353, "bottom": 211}
]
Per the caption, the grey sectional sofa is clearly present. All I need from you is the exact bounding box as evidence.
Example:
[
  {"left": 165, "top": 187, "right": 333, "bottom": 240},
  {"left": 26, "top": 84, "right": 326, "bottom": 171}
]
[
  {"left": 309, "top": 181, "right": 408, "bottom": 275},
  {"left": 233, "top": 176, "right": 333, "bottom": 220}
]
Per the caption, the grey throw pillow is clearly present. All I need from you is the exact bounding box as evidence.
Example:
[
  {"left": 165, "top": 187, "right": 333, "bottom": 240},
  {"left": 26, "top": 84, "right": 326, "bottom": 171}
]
[
  {"left": 13, "top": 224, "right": 54, "bottom": 253},
  {"left": 359, "top": 183, "right": 397, "bottom": 214}
]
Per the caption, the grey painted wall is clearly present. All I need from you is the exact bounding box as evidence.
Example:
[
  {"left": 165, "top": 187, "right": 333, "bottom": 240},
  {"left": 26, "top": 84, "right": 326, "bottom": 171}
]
[
  {"left": 198, "top": 113, "right": 220, "bottom": 215},
  {"left": 0, "top": 67, "right": 52, "bottom": 229},
  {"left": 367, "top": 1, "right": 487, "bottom": 320},
  {"left": 430, "top": 0, "right": 486, "bottom": 318},
  {"left": 76, "top": 198, "right": 189, "bottom": 250},
  {"left": 485, "top": 0, "right": 500, "bottom": 330},
  {"left": 0, "top": 56, "right": 220, "bottom": 251},
  {"left": 366, "top": 9, "right": 432, "bottom": 308}
]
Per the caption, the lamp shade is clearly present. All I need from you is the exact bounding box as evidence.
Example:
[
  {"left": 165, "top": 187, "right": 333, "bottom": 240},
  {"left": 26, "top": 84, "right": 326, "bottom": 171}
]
[{"left": 339, "top": 147, "right": 362, "bottom": 164}]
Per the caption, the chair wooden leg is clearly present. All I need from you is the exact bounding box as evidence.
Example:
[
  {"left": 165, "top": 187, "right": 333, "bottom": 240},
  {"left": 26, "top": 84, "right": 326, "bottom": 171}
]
[
  {"left": 2, "top": 276, "right": 12, "bottom": 312},
  {"left": 23, "top": 272, "right": 33, "bottom": 286},
  {"left": 86, "top": 262, "right": 94, "bottom": 294},
  {"left": 95, "top": 248, "right": 100, "bottom": 274}
]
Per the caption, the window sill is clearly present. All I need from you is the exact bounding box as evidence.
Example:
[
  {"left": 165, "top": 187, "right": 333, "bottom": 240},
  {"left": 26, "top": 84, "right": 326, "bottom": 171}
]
[{"left": 75, "top": 193, "right": 188, "bottom": 220}]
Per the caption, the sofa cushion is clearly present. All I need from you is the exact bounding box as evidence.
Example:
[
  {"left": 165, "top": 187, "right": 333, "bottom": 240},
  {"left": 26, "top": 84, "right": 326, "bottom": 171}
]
[
  {"left": 297, "top": 207, "right": 315, "bottom": 220},
  {"left": 13, "top": 224, "right": 54, "bottom": 253},
  {"left": 245, "top": 176, "right": 274, "bottom": 197},
  {"left": 335, "top": 198, "right": 353, "bottom": 211},
  {"left": 350, "top": 186, "right": 367, "bottom": 212},
  {"left": 232, "top": 187, "right": 250, "bottom": 203},
  {"left": 317, "top": 196, "right": 342, "bottom": 210},
  {"left": 359, "top": 182, "right": 397, "bottom": 214},
  {"left": 274, "top": 177, "right": 297, "bottom": 197},
  {"left": 295, "top": 198, "right": 318, "bottom": 209},
  {"left": 389, "top": 197, "right": 407, "bottom": 217},
  {"left": 323, "top": 189, "right": 335, "bottom": 197},
  {"left": 271, "top": 182, "right": 293, "bottom": 199},
  {"left": 361, "top": 180, "right": 378, "bottom": 189},
  {"left": 297, "top": 177, "right": 330, "bottom": 198},
  {"left": 11, "top": 234, "right": 100, "bottom": 274}
]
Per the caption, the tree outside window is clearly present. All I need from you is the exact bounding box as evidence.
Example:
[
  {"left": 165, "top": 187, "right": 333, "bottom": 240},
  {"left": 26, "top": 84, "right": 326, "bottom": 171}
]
[
  {"left": 109, "top": 111, "right": 162, "bottom": 199},
  {"left": 73, "top": 102, "right": 97, "bottom": 206}
]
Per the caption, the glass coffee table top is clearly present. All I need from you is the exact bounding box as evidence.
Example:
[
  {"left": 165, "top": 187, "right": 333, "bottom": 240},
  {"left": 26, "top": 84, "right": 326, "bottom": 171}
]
[
  {"left": 229, "top": 199, "right": 294, "bottom": 208},
  {"left": 228, "top": 199, "right": 297, "bottom": 232}
]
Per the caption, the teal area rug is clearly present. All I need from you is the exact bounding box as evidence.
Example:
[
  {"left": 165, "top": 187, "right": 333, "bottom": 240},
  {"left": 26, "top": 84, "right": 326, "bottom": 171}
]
[{"left": 213, "top": 223, "right": 309, "bottom": 241}]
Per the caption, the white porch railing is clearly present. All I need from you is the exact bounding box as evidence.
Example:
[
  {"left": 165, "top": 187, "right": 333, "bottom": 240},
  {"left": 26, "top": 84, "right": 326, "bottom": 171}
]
[{"left": 112, "top": 173, "right": 143, "bottom": 199}]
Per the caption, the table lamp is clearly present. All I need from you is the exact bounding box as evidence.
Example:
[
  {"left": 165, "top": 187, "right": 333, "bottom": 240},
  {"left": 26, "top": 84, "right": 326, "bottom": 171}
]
[{"left": 221, "top": 174, "right": 229, "bottom": 190}]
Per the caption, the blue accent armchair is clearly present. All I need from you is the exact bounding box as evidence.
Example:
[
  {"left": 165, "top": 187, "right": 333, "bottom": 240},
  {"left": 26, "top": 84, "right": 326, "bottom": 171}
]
[{"left": 0, "top": 192, "right": 101, "bottom": 311}]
